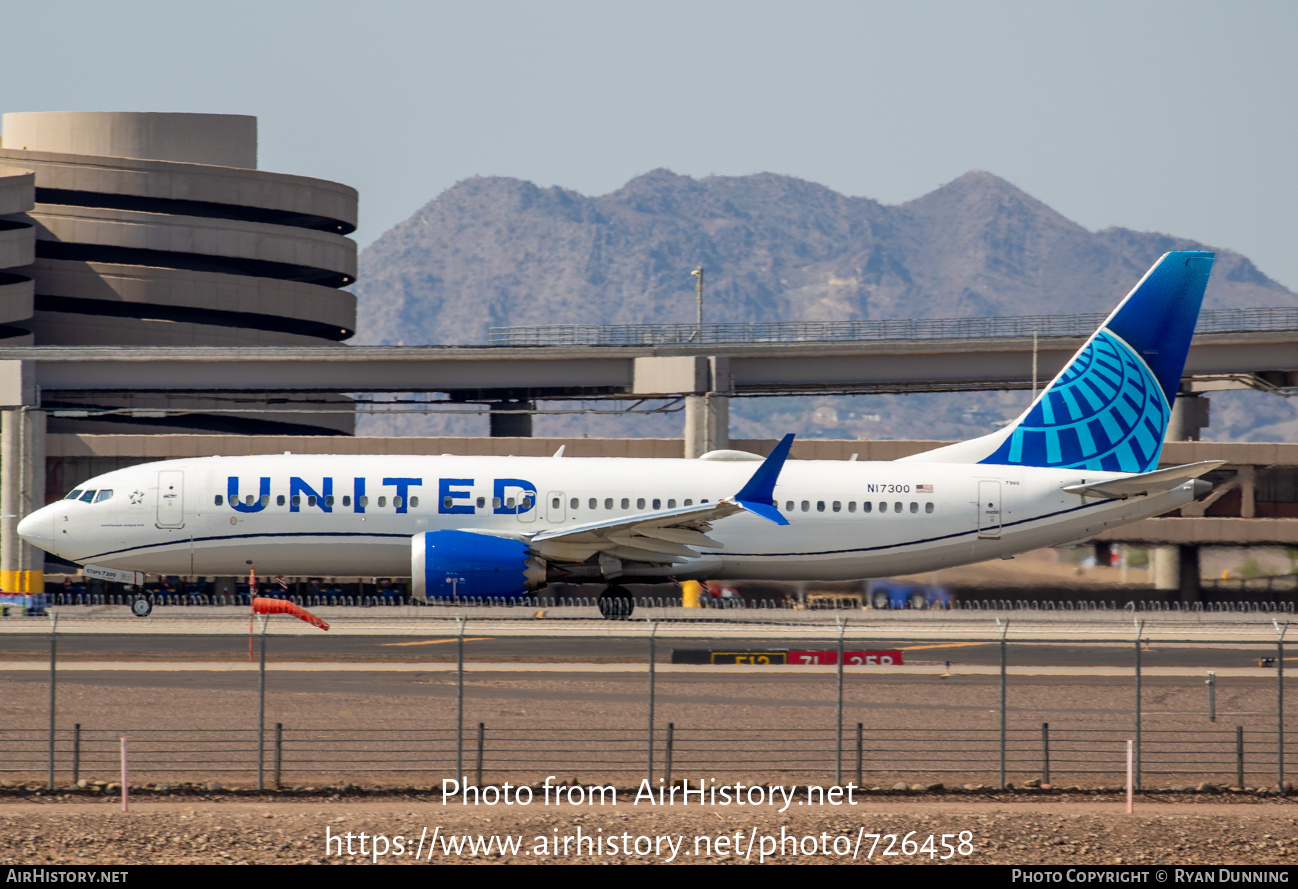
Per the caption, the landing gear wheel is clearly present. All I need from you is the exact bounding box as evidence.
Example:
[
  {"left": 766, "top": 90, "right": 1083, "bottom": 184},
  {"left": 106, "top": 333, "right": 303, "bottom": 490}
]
[
  {"left": 130, "top": 595, "right": 153, "bottom": 618},
  {"left": 597, "top": 585, "right": 634, "bottom": 620}
]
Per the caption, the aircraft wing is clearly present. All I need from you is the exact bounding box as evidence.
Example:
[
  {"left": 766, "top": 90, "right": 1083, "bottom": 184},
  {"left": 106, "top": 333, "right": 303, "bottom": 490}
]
[
  {"left": 1061, "top": 461, "right": 1225, "bottom": 500},
  {"left": 526, "top": 434, "right": 795, "bottom": 565}
]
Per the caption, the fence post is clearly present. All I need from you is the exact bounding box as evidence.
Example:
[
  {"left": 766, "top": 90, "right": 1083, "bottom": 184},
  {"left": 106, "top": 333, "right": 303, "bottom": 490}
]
[
  {"left": 1275, "top": 621, "right": 1288, "bottom": 792},
  {"left": 456, "top": 615, "right": 465, "bottom": 783},
  {"left": 1042, "top": 722, "right": 1050, "bottom": 786},
  {"left": 72, "top": 723, "right": 80, "bottom": 786},
  {"left": 835, "top": 617, "right": 845, "bottom": 786},
  {"left": 647, "top": 620, "right": 657, "bottom": 785},
  {"left": 1134, "top": 619, "right": 1144, "bottom": 791},
  {"left": 1237, "top": 725, "right": 1245, "bottom": 789},
  {"left": 997, "top": 618, "right": 1008, "bottom": 788},
  {"left": 48, "top": 612, "right": 58, "bottom": 790},
  {"left": 274, "top": 723, "right": 283, "bottom": 790},
  {"left": 476, "top": 723, "right": 485, "bottom": 788},
  {"left": 1208, "top": 671, "right": 1216, "bottom": 723},
  {"left": 856, "top": 722, "right": 864, "bottom": 788},
  {"left": 665, "top": 722, "right": 674, "bottom": 787},
  {"left": 257, "top": 615, "right": 267, "bottom": 791}
]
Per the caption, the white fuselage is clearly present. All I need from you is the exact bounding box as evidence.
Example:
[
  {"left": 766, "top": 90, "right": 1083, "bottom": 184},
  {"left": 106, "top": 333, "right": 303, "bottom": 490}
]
[{"left": 19, "top": 453, "right": 1194, "bottom": 586}]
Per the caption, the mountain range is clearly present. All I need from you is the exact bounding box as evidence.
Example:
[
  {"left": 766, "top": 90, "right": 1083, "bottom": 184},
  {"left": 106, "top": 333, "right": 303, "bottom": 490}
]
[{"left": 352, "top": 170, "right": 1298, "bottom": 441}]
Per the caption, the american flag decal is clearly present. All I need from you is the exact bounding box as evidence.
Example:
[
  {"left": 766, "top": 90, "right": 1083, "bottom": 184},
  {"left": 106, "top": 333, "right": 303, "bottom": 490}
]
[{"left": 917, "top": 484, "right": 934, "bottom": 494}]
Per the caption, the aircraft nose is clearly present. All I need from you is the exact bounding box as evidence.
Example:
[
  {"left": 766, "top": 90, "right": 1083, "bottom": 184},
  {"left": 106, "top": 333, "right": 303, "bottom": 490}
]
[{"left": 17, "top": 505, "right": 56, "bottom": 552}]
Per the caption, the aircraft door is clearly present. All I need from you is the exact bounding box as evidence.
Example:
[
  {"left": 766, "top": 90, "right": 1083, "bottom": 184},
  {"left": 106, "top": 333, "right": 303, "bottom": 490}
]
[
  {"left": 156, "top": 470, "right": 185, "bottom": 529},
  {"left": 547, "top": 491, "right": 566, "bottom": 523},
  {"left": 977, "top": 480, "right": 1002, "bottom": 539}
]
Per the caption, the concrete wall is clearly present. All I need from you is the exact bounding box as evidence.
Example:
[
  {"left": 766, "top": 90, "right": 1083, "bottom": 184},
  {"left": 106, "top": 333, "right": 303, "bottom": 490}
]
[{"left": 2, "top": 112, "right": 257, "bottom": 169}]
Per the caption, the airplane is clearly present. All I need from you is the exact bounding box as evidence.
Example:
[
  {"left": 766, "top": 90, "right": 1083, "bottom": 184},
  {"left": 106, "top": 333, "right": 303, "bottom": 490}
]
[{"left": 18, "top": 251, "right": 1222, "bottom": 619}]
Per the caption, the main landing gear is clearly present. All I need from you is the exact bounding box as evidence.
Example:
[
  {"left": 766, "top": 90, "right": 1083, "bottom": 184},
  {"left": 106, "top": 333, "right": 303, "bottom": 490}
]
[{"left": 597, "top": 584, "right": 634, "bottom": 620}]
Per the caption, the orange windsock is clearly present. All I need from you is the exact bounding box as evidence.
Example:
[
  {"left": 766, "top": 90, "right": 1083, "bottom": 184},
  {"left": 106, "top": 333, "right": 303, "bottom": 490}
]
[{"left": 252, "top": 597, "right": 330, "bottom": 631}]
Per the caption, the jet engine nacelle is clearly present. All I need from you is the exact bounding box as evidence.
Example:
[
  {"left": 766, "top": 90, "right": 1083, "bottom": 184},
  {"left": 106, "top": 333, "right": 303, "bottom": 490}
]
[{"left": 411, "top": 529, "right": 546, "bottom": 601}]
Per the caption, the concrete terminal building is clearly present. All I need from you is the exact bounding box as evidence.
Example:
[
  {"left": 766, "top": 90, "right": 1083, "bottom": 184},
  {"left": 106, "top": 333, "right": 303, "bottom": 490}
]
[
  {"left": 0, "top": 112, "right": 359, "bottom": 591},
  {"left": 0, "top": 111, "right": 357, "bottom": 437}
]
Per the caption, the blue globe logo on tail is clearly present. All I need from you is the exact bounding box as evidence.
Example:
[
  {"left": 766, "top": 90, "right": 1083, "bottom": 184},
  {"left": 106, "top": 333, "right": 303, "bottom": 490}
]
[{"left": 983, "top": 330, "right": 1169, "bottom": 473}]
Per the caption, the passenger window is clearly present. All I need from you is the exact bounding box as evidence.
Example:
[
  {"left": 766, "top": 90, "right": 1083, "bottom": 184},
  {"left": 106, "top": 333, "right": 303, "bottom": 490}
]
[
  {"left": 492, "top": 497, "right": 501, "bottom": 509},
  {"left": 506, "top": 497, "right": 515, "bottom": 509},
  {"left": 910, "top": 502, "right": 918, "bottom": 513},
  {"left": 410, "top": 496, "right": 418, "bottom": 508},
  {"left": 621, "top": 498, "right": 629, "bottom": 509},
  {"left": 360, "top": 496, "right": 369, "bottom": 507},
  {"left": 378, "top": 496, "right": 387, "bottom": 507},
  {"left": 637, "top": 498, "right": 646, "bottom": 509},
  {"left": 801, "top": 501, "right": 809, "bottom": 512},
  {"left": 95, "top": 490, "right": 113, "bottom": 503},
  {"left": 521, "top": 497, "right": 533, "bottom": 509},
  {"left": 667, "top": 499, "right": 676, "bottom": 508},
  {"left": 214, "top": 495, "right": 223, "bottom": 506},
  {"left": 605, "top": 498, "right": 613, "bottom": 510},
  {"left": 785, "top": 501, "right": 794, "bottom": 511},
  {"left": 476, "top": 497, "right": 485, "bottom": 508},
  {"left": 652, "top": 498, "right": 661, "bottom": 509},
  {"left": 878, "top": 502, "right": 887, "bottom": 513},
  {"left": 894, "top": 501, "right": 903, "bottom": 513},
  {"left": 816, "top": 501, "right": 825, "bottom": 512},
  {"left": 570, "top": 497, "right": 578, "bottom": 509},
  {"left": 325, "top": 495, "right": 335, "bottom": 508},
  {"left": 292, "top": 496, "right": 301, "bottom": 507},
  {"left": 925, "top": 502, "right": 934, "bottom": 514},
  {"left": 552, "top": 497, "right": 561, "bottom": 509},
  {"left": 245, "top": 494, "right": 255, "bottom": 506},
  {"left": 589, "top": 498, "right": 597, "bottom": 510},
  {"left": 832, "top": 501, "right": 840, "bottom": 512},
  {"left": 393, "top": 496, "right": 403, "bottom": 508},
  {"left": 80, "top": 490, "right": 96, "bottom": 503},
  {"left": 343, "top": 496, "right": 352, "bottom": 507},
  {"left": 862, "top": 502, "right": 872, "bottom": 513},
  {"left": 308, "top": 495, "right": 317, "bottom": 507},
  {"left": 65, "top": 490, "right": 83, "bottom": 501},
  {"left": 684, "top": 499, "right": 692, "bottom": 506},
  {"left": 847, "top": 501, "right": 856, "bottom": 513},
  {"left": 277, "top": 495, "right": 286, "bottom": 506},
  {"left": 260, "top": 494, "right": 269, "bottom": 507}
]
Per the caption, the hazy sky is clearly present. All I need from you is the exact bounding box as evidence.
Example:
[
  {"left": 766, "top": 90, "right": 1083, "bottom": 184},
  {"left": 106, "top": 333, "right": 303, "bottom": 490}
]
[{"left": 5, "top": 1, "right": 1296, "bottom": 291}]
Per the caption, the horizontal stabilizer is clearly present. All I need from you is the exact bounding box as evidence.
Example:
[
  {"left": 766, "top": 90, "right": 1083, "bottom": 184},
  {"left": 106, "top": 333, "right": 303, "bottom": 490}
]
[{"left": 1062, "top": 461, "right": 1224, "bottom": 500}]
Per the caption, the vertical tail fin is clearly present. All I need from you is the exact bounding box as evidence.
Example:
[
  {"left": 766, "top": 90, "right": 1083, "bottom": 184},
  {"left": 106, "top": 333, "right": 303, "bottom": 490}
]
[{"left": 902, "top": 251, "right": 1214, "bottom": 473}]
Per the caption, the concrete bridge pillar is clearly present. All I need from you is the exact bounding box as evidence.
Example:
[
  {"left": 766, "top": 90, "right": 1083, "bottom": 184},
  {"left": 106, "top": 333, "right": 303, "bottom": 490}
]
[
  {"left": 1151, "top": 393, "right": 1210, "bottom": 602},
  {"left": 1, "top": 407, "right": 45, "bottom": 592},
  {"left": 683, "top": 357, "right": 731, "bottom": 459},
  {"left": 489, "top": 400, "right": 534, "bottom": 438}
]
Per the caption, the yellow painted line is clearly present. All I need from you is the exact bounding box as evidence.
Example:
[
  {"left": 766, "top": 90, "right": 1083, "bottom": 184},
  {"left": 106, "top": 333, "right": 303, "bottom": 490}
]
[
  {"left": 380, "top": 637, "right": 494, "bottom": 647},
  {"left": 899, "top": 642, "right": 989, "bottom": 651}
]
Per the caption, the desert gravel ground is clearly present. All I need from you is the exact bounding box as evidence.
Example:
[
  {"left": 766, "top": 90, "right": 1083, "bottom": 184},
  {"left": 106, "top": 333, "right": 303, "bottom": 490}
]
[{"left": 2, "top": 794, "right": 1297, "bottom": 865}]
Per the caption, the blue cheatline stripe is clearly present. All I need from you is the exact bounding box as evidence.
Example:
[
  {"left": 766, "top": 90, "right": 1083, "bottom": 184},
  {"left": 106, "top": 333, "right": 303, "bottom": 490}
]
[
  {"left": 712, "top": 499, "right": 1112, "bottom": 558},
  {"left": 76, "top": 531, "right": 411, "bottom": 563},
  {"left": 75, "top": 499, "right": 1118, "bottom": 566}
]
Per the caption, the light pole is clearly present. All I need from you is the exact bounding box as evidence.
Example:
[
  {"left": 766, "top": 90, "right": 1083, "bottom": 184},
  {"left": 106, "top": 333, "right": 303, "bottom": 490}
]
[{"left": 691, "top": 267, "right": 704, "bottom": 342}]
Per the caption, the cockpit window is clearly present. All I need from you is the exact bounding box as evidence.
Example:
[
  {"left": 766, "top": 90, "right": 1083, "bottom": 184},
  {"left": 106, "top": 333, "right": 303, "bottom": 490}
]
[
  {"left": 94, "top": 490, "right": 113, "bottom": 503},
  {"left": 65, "top": 490, "right": 83, "bottom": 501},
  {"left": 79, "top": 490, "right": 97, "bottom": 503}
]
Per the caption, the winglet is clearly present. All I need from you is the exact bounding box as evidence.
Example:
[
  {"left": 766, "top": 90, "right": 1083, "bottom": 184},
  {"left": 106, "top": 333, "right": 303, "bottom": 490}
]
[{"left": 733, "top": 433, "right": 795, "bottom": 525}]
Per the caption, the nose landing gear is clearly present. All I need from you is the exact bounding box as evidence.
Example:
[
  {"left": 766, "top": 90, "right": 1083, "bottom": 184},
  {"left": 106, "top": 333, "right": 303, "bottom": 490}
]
[
  {"left": 597, "top": 584, "right": 634, "bottom": 620},
  {"left": 129, "top": 591, "right": 152, "bottom": 617}
]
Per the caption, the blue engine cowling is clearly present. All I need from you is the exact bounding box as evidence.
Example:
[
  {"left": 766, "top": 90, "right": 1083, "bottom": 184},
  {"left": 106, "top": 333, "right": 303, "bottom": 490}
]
[{"left": 411, "top": 530, "right": 545, "bottom": 601}]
